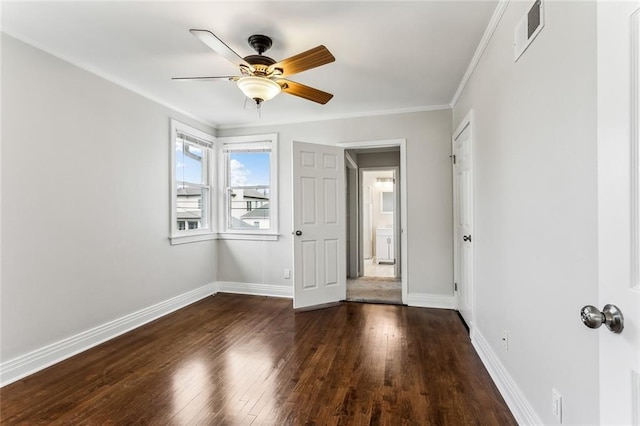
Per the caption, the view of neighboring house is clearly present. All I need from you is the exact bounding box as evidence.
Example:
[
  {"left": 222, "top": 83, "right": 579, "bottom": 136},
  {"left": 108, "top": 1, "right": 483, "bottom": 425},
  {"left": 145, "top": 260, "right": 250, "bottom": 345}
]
[
  {"left": 176, "top": 187, "right": 270, "bottom": 230},
  {"left": 229, "top": 188, "right": 270, "bottom": 229},
  {"left": 176, "top": 186, "right": 203, "bottom": 230}
]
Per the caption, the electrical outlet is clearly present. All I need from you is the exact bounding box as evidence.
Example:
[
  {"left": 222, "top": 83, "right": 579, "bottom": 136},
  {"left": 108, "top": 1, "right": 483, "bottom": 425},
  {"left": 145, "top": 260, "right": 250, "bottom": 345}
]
[
  {"left": 501, "top": 329, "right": 509, "bottom": 351},
  {"left": 552, "top": 388, "right": 562, "bottom": 423},
  {"left": 283, "top": 269, "right": 291, "bottom": 279}
]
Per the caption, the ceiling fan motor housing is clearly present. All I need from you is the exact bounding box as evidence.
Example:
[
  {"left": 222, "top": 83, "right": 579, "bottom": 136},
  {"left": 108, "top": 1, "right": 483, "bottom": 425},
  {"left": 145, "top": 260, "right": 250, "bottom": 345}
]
[{"left": 248, "top": 34, "right": 273, "bottom": 55}]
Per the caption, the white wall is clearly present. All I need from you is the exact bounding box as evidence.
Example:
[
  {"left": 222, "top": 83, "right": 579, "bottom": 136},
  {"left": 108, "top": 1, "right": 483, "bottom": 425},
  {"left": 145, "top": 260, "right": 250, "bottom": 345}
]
[
  {"left": 1, "top": 35, "right": 217, "bottom": 362},
  {"left": 452, "top": 2, "right": 599, "bottom": 424},
  {"left": 218, "top": 109, "right": 453, "bottom": 299},
  {"left": 358, "top": 151, "right": 400, "bottom": 168}
]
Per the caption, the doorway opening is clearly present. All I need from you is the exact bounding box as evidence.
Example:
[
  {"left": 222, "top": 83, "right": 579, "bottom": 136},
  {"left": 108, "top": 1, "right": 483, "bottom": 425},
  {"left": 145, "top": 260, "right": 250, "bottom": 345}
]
[
  {"left": 362, "top": 169, "right": 396, "bottom": 277},
  {"left": 344, "top": 145, "right": 404, "bottom": 305}
]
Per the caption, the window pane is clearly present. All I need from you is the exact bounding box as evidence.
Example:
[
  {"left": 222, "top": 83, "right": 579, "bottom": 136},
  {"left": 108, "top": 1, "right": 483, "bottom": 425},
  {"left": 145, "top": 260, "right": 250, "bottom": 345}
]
[
  {"left": 176, "top": 140, "right": 206, "bottom": 185},
  {"left": 228, "top": 188, "right": 270, "bottom": 230},
  {"left": 229, "top": 152, "right": 270, "bottom": 187},
  {"left": 176, "top": 185, "right": 209, "bottom": 230}
]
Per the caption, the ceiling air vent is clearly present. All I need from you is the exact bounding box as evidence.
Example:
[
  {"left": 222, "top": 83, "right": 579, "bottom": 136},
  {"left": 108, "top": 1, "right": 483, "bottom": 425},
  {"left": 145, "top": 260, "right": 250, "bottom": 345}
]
[{"left": 514, "top": 0, "right": 544, "bottom": 61}]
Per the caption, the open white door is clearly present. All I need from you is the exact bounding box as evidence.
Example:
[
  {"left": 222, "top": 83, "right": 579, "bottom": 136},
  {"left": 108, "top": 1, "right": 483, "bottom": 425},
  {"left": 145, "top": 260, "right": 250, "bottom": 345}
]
[
  {"left": 292, "top": 141, "right": 346, "bottom": 309},
  {"left": 453, "top": 115, "right": 474, "bottom": 329},
  {"left": 595, "top": 3, "right": 640, "bottom": 424}
]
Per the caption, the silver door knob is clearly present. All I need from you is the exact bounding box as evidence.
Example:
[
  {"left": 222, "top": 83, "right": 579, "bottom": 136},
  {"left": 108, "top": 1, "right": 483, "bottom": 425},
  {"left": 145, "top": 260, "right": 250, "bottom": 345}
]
[{"left": 580, "top": 304, "right": 624, "bottom": 334}]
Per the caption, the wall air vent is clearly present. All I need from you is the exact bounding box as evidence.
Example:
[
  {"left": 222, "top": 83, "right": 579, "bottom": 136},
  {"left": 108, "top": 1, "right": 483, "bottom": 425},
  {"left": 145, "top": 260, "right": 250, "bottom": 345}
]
[{"left": 514, "top": 0, "right": 544, "bottom": 61}]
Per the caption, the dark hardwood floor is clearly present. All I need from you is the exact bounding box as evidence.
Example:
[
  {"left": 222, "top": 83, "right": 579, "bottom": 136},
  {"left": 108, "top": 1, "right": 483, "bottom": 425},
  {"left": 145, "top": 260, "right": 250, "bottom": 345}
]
[{"left": 0, "top": 294, "right": 515, "bottom": 425}]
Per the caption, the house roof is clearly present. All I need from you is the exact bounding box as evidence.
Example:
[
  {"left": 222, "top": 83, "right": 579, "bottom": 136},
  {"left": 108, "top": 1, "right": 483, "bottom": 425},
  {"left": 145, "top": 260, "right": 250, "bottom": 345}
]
[
  {"left": 177, "top": 209, "right": 200, "bottom": 220},
  {"left": 231, "top": 189, "right": 269, "bottom": 200},
  {"left": 241, "top": 204, "right": 270, "bottom": 220},
  {"left": 177, "top": 186, "right": 201, "bottom": 196}
]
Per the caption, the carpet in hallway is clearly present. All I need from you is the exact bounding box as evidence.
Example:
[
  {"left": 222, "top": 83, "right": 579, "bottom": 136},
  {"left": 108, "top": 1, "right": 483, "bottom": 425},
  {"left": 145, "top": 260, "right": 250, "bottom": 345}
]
[{"left": 346, "top": 277, "right": 402, "bottom": 305}]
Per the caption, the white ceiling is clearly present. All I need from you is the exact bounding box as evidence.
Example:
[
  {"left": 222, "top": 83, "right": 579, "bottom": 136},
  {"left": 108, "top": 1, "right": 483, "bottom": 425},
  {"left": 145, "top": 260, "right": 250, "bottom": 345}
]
[{"left": 2, "top": 1, "right": 497, "bottom": 129}]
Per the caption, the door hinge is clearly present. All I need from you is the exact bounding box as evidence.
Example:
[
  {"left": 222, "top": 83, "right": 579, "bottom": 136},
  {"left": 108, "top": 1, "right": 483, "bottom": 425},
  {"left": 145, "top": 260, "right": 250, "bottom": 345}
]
[
  {"left": 450, "top": 154, "right": 456, "bottom": 165},
  {"left": 454, "top": 282, "right": 458, "bottom": 291}
]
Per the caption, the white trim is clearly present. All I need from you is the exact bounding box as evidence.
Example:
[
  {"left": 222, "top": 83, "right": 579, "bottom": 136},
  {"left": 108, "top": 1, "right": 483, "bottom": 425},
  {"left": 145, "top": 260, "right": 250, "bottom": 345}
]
[
  {"left": 217, "top": 105, "right": 452, "bottom": 130},
  {"left": 633, "top": 369, "right": 640, "bottom": 425},
  {"left": 217, "top": 233, "right": 279, "bottom": 241},
  {"left": 215, "top": 281, "right": 293, "bottom": 298},
  {"left": 452, "top": 110, "right": 476, "bottom": 330},
  {"left": 631, "top": 10, "right": 640, "bottom": 289},
  {"left": 169, "top": 232, "right": 218, "bottom": 245},
  {"left": 217, "top": 133, "right": 279, "bottom": 236},
  {"left": 0, "top": 283, "right": 216, "bottom": 387},
  {"left": 471, "top": 327, "right": 543, "bottom": 425},
  {"left": 450, "top": 0, "right": 510, "bottom": 108},
  {"left": 345, "top": 151, "right": 358, "bottom": 169},
  {"left": 453, "top": 110, "right": 474, "bottom": 141},
  {"left": 170, "top": 119, "right": 217, "bottom": 242},
  {"left": 339, "top": 139, "right": 409, "bottom": 304},
  {"left": 406, "top": 293, "right": 454, "bottom": 310}
]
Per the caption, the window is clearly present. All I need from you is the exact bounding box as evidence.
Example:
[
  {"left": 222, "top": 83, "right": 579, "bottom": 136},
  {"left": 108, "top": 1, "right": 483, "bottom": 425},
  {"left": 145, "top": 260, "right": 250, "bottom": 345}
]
[
  {"left": 220, "top": 134, "right": 278, "bottom": 238},
  {"left": 170, "top": 120, "right": 216, "bottom": 244}
]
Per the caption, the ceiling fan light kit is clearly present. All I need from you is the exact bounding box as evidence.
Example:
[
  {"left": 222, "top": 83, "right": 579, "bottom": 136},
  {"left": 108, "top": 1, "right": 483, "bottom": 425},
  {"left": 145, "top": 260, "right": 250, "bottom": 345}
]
[
  {"left": 236, "top": 76, "right": 281, "bottom": 104},
  {"left": 173, "top": 29, "right": 335, "bottom": 110}
]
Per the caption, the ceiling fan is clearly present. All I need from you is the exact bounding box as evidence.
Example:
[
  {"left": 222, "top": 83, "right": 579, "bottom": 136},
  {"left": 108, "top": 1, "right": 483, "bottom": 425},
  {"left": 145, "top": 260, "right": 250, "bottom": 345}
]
[{"left": 173, "top": 30, "right": 335, "bottom": 106}]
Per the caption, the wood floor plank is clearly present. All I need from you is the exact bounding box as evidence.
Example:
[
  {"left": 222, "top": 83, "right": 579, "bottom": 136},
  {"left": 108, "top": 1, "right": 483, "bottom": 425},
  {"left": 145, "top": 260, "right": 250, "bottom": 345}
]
[{"left": 0, "top": 294, "right": 516, "bottom": 425}]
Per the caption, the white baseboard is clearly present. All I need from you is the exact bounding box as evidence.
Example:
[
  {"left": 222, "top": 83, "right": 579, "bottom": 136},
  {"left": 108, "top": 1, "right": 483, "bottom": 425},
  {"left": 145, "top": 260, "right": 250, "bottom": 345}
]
[
  {"left": 471, "top": 327, "right": 543, "bottom": 425},
  {"left": 215, "top": 281, "right": 293, "bottom": 298},
  {"left": 0, "top": 283, "right": 216, "bottom": 387},
  {"left": 406, "top": 292, "right": 454, "bottom": 309}
]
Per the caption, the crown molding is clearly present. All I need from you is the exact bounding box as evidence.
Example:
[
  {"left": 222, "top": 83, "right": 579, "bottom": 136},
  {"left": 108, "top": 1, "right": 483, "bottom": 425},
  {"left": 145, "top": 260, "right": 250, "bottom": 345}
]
[
  {"left": 216, "top": 104, "right": 452, "bottom": 131},
  {"left": 450, "top": 0, "right": 510, "bottom": 108}
]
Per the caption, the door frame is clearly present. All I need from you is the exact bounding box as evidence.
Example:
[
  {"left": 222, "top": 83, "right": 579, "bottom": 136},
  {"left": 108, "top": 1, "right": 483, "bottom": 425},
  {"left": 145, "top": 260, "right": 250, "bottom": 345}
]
[
  {"left": 345, "top": 151, "right": 359, "bottom": 278},
  {"left": 339, "top": 139, "right": 408, "bottom": 304},
  {"left": 452, "top": 111, "right": 475, "bottom": 330}
]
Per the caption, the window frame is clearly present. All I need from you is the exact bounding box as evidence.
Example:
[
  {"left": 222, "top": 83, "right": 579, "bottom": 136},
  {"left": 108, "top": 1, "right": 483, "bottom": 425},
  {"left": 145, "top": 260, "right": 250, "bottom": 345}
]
[
  {"left": 169, "top": 119, "right": 217, "bottom": 245},
  {"left": 218, "top": 134, "right": 279, "bottom": 240}
]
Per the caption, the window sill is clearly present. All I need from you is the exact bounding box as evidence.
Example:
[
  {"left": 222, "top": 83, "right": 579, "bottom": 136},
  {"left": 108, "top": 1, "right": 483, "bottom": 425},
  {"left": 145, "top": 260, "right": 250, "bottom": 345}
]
[
  {"left": 218, "top": 232, "right": 279, "bottom": 241},
  {"left": 169, "top": 232, "right": 218, "bottom": 245}
]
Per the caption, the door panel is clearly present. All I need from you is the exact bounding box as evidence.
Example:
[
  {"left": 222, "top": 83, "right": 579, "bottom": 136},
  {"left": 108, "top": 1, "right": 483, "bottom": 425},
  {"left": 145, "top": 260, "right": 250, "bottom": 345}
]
[
  {"left": 301, "top": 177, "right": 316, "bottom": 224},
  {"left": 323, "top": 178, "right": 338, "bottom": 224},
  {"left": 597, "top": 3, "right": 640, "bottom": 423},
  {"left": 324, "top": 239, "right": 339, "bottom": 286},
  {"left": 293, "top": 141, "right": 346, "bottom": 309},
  {"left": 453, "top": 118, "right": 474, "bottom": 328},
  {"left": 301, "top": 241, "right": 318, "bottom": 289}
]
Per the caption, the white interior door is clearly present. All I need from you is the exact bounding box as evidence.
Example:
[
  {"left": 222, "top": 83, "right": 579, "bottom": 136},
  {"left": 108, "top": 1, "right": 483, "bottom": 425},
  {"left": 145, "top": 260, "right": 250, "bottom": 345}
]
[
  {"left": 453, "top": 117, "right": 474, "bottom": 329},
  {"left": 596, "top": 3, "right": 640, "bottom": 424},
  {"left": 293, "top": 141, "right": 346, "bottom": 309}
]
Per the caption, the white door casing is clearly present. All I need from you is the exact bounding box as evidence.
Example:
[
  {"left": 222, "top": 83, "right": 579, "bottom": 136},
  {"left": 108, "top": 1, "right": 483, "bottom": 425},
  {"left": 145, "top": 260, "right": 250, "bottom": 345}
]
[
  {"left": 453, "top": 113, "right": 474, "bottom": 329},
  {"left": 597, "top": 3, "right": 640, "bottom": 424},
  {"left": 339, "top": 139, "right": 408, "bottom": 304},
  {"left": 292, "top": 141, "right": 346, "bottom": 309}
]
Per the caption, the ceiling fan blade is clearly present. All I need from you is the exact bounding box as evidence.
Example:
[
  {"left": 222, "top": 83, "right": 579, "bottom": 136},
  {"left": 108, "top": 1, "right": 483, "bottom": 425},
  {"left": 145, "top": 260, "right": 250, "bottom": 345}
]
[
  {"left": 278, "top": 79, "right": 334, "bottom": 105},
  {"left": 172, "top": 76, "right": 240, "bottom": 81},
  {"left": 268, "top": 45, "right": 335, "bottom": 77},
  {"left": 189, "top": 29, "right": 254, "bottom": 72}
]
